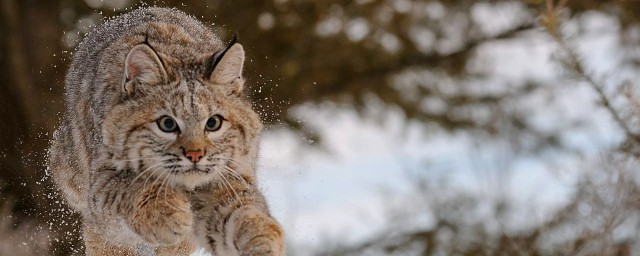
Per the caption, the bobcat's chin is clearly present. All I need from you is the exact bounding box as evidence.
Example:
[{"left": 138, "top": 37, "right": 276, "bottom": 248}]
[{"left": 170, "top": 167, "right": 218, "bottom": 190}]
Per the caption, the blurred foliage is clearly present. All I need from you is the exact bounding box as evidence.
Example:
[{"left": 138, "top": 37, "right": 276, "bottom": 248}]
[
  {"left": 1, "top": 0, "right": 640, "bottom": 255},
  {"left": 321, "top": 153, "right": 640, "bottom": 255}
]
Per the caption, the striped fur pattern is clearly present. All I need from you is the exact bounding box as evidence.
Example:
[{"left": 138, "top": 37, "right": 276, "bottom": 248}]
[{"left": 48, "top": 7, "right": 284, "bottom": 256}]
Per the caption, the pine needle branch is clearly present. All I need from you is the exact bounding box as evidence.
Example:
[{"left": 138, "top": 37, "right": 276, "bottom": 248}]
[{"left": 541, "top": 0, "right": 640, "bottom": 147}]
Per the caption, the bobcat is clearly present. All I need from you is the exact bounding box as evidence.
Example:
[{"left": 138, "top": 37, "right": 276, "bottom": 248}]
[{"left": 48, "top": 7, "right": 284, "bottom": 256}]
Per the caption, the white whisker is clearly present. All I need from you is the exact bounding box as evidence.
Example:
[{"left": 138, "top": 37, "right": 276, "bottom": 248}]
[
  {"left": 112, "top": 156, "right": 162, "bottom": 163},
  {"left": 209, "top": 156, "right": 250, "bottom": 169},
  {"left": 128, "top": 161, "right": 166, "bottom": 188},
  {"left": 151, "top": 169, "right": 170, "bottom": 206},
  {"left": 218, "top": 171, "right": 241, "bottom": 204},
  {"left": 223, "top": 166, "right": 248, "bottom": 187},
  {"left": 141, "top": 165, "right": 165, "bottom": 193},
  {"left": 160, "top": 169, "right": 173, "bottom": 206}
]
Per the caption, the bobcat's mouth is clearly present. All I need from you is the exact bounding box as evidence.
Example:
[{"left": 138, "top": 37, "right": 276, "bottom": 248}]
[
  {"left": 152, "top": 157, "right": 226, "bottom": 189},
  {"left": 169, "top": 166, "right": 209, "bottom": 174},
  {"left": 165, "top": 165, "right": 219, "bottom": 189}
]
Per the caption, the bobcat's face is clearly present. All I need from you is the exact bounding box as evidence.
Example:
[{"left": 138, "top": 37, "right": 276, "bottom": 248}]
[
  {"left": 103, "top": 40, "right": 259, "bottom": 189},
  {"left": 125, "top": 83, "right": 245, "bottom": 189}
]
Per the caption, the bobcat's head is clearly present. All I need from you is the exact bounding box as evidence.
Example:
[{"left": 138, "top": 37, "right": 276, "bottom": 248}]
[{"left": 103, "top": 30, "right": 260, "bottom": 190}]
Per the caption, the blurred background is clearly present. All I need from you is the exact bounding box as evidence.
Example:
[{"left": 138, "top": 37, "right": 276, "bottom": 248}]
[{"left": 2, "top": 0, "right": 640, "bottom": 255}]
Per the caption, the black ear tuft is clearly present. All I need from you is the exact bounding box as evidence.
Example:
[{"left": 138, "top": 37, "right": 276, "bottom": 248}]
[{"left": 207, "top": 34, "right": 239, "bottom": 76}]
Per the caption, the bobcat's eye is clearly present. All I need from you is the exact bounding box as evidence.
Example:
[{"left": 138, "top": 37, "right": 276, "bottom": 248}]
[
  {"left": 205, "top": 115, "right": 223, "bottom": 132},
  {"left": 157, "top": 116, "right": 179, "bottom": 133}
]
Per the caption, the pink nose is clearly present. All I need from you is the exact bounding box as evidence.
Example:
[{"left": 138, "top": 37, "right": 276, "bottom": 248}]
[{"left": 185, "top": 149, "right": 204, "bottom": 163}]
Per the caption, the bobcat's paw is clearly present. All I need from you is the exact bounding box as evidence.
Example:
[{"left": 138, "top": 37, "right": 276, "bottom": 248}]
[
  {"left": 128, "top": 189, "right": 193, "bottom": 245},
  {"left": 238, "top": 236, "right": 285, "bottom": 256},
  {"left": 235, "top": 214, "right": 285, "bottom": 256}
]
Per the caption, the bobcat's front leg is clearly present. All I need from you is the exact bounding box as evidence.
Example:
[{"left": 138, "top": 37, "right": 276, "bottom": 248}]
[
  {"left": 191, "top": 174, "right": 285, "bottom": 256},
  {"left": 89, "top": 167, "right": 193, "bottom": 245},
  {"left": 231, "top": 206, "right": 285, "bottom": 256}
]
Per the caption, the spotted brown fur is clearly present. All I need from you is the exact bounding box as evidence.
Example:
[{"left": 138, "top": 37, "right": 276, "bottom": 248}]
[{"left": 48, "top": 7, "right": 284, "bottom": 256}]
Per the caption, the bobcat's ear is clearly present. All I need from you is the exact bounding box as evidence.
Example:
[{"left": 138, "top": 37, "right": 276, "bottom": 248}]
[
  {"left": 123, "top": 44, "right": 167, "bottom": 94},
  {"left": 209, "top": 37, "right": 244, "bottom": 96}
]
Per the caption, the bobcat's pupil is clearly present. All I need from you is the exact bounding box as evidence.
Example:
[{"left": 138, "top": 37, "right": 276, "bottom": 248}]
[
  {"left": 157, "top": 116, "right": 178, "bottom": 132},
  {"left": 164, "top": 119, "right": 174, "bottom": 129}
]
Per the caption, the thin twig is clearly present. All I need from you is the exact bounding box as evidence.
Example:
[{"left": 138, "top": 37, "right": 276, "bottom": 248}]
[{"left": 542, "top": 1, "right": 640, "bottom": 147}]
